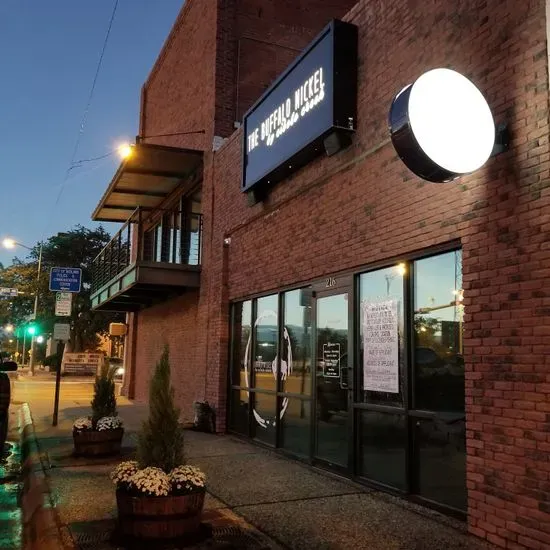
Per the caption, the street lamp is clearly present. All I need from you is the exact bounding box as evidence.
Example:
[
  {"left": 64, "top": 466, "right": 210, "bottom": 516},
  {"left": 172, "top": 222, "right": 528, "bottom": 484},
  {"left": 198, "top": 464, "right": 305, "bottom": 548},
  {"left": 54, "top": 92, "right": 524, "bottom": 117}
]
[
  {"left": 2, "top": 237, "right": 43, "bottom": 375},
  {"left": 4, "top": 324, "right": 13, "bottom": 333},
  {"left": 117, "top": 143, "right": 133, "bottom": 159}
]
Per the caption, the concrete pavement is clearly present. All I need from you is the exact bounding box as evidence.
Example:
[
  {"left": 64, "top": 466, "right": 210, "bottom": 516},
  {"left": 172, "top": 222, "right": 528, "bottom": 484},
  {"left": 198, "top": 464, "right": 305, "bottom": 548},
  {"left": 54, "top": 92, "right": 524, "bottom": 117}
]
[{"left": 13, "top": 373, "right": 497, "bottom": 550}]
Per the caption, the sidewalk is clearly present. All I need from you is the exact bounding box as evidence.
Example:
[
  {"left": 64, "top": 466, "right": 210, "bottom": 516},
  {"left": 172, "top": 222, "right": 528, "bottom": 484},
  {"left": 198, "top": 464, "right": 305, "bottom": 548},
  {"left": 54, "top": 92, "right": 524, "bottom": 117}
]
[{"left": 13, "top": 378, "right": 496, "bottom": 550}]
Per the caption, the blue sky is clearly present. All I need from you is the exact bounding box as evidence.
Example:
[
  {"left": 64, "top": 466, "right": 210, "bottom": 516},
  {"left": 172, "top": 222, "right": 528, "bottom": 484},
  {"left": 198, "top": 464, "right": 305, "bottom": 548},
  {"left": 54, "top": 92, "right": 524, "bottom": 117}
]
[{"left": 0, "top": 0, "right": 184, "bottom": 267}]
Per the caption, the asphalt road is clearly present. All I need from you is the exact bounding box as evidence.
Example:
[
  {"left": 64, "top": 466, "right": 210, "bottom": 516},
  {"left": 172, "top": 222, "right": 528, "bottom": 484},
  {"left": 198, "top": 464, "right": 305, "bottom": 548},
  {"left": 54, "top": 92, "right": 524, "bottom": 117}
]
[
  {"left": 11, "top": 371, "right": 147, "bottom": 436},
  {"left": 12, "top": 372, "right": 96, "bottom": 433}
]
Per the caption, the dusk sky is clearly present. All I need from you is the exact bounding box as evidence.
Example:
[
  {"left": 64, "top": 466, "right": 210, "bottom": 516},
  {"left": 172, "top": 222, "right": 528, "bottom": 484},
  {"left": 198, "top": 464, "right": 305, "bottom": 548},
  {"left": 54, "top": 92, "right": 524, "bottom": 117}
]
[{"left": 0, "top": 0, "right": 184, "bottom": 267}]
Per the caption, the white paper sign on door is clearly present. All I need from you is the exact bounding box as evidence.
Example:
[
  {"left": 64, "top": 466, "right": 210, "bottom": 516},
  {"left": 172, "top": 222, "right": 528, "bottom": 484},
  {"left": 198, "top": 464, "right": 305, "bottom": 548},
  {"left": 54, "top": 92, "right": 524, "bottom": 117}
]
[{"left": 362, "top": 299, "right": 399, "bottom": 393}]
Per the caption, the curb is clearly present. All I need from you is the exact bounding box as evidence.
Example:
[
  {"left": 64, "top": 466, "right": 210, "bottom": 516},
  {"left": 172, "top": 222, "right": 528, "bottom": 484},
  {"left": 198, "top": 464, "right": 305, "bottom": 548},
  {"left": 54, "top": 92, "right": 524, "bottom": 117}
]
[{"left": 18, "top": 403, "right": 74, "bottom": 550}]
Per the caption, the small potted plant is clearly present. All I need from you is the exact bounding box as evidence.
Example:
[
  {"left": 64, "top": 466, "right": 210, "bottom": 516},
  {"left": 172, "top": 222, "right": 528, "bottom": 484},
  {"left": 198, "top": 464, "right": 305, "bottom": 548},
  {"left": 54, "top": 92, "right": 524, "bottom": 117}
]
[
  {"left": 73, "top": 360, "right": 124, "bottom": 456},
  {"left": 110, "top": 346, "right": 206, "bottom": 541}
]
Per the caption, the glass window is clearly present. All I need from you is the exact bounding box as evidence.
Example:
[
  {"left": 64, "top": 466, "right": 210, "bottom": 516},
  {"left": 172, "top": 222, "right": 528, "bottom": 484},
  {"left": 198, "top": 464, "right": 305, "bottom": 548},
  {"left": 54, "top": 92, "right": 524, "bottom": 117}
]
[
  {"left": 231, "top": 301, "right": 252, "bottom": 387},
  {"left": 154, "top": 224, "right": 162, "bottom": 262},
  {"left": 280, "top": 397, "right": 311, "bottom": 457},
  {"left": 229, "top": 389, "right": 248, "bottom": 435},
  {"left": 250, "top": 392, "right": 276, "bottom": 446},
  {"left": 413, "top": 250, "right": 464, "bottom": 412},
  {"left": 359, "top": 411, "right": 406, "bottom": 490},
  {"left": 315, "top": 293, "right": 349, "bottom": 466},
  {"left": 359, "top": 264, "right": 406, "bottom": 407},
  {"left": 253, "top": 295, "right": 278, "bottom": 392},
  {"left": 282, "top": 289, "right": 312, "bottom": 397},
  {"left": 415, "top": 417, "right": 466, "bottom": 511},
  {"left": 182, "top": 189, "right": 202, "bottom": 266}
]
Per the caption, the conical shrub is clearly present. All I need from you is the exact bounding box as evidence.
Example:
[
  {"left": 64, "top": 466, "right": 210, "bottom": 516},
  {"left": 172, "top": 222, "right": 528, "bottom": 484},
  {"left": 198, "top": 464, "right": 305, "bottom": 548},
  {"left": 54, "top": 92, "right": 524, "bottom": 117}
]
[
  {"left": 91, "top": 360, "right": 117, "bottom": 426},
  {"left": 137, "top": 345, "right": 184, "bottom": 472}
]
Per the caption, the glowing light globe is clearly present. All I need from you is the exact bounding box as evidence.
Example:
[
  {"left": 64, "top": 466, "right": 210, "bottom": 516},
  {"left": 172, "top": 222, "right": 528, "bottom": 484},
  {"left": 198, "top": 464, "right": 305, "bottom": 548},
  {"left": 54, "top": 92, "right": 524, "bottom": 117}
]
[{"left": 389, "top": 68, "right": 495, "bottom": 182}]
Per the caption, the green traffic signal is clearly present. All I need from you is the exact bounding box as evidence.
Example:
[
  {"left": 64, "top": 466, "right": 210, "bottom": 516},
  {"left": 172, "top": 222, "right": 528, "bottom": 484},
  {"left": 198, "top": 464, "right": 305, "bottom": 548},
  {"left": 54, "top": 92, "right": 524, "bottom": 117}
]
[{"left": 27, "top": 324, "right": 37, "bottom": 336}]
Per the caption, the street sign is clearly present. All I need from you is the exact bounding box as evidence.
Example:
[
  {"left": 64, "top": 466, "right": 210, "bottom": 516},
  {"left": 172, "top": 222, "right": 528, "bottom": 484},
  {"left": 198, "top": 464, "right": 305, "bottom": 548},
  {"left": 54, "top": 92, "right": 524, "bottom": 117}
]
[
  {"left": 0, "top": 287, "right": 18, "bottom": 297},
  {"left": 55, "top": 292, "right": 72, "bottom": 317},
  {"left": 53, "top": 323, "right": 70, "bottom": 341},
  {"left": 49, "top": 267, "right": 82, "bottom": 293}
]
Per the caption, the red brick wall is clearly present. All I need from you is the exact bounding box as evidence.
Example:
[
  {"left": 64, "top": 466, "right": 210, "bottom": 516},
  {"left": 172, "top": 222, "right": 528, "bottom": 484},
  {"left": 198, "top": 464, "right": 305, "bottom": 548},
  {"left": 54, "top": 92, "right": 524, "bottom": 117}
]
[
  {"left": 199, "top": 1, "right": 550, "bottom": 548},
  {"left": 140, "top": 0, "right": 217, "bottom": 151},
  {"left": 123, "top": 0, "right": 550, "bottom": 546},
  {"left": 215, "top": 0, "right": 357, "bottom": 135},
  {"left": 141, "top": 0, "right": 356, "bottom": 148},
  {"left": 131, "top": 0, "right": 358, "bottom": 427},
  {"left": 133, "top": 292, "right": 204, "bottom": 423}
]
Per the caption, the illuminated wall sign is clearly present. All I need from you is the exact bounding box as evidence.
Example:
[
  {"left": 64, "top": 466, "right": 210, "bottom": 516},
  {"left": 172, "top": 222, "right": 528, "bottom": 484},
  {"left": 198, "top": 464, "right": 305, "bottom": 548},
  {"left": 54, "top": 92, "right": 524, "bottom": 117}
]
[
  {"left": 242, "top": 20, "right": 358, "bottom": 194},
  {"left": 389, "top": 68, "right": 495, "bottom": 183}
]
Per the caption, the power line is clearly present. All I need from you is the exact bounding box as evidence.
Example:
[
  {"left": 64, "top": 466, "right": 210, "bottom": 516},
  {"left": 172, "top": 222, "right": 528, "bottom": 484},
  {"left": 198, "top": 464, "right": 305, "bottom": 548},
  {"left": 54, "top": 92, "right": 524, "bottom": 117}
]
[
  {"left": 46, "top": 0, "right": 119, "bottom": 229},
  {"left": 68, "top": 150, "right": 115, "bottom": 173}
]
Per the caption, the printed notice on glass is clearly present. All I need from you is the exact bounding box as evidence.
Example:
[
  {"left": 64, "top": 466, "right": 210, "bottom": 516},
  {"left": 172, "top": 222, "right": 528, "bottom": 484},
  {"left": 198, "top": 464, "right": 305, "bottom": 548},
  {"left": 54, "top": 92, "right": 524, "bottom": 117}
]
[
  {"left": 323, "top": 342, "right": 341, "bottom": 378},
  {"left": 362, "top": 300, "right": 399, "bottom": 393}
]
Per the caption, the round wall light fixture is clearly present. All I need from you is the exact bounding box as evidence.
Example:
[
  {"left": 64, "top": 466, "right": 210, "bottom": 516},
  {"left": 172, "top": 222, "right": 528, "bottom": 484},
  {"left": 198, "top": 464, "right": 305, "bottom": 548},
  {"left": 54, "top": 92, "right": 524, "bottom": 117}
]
[{"left": 389, "top": 68, "right": 495, "bottom": 182}]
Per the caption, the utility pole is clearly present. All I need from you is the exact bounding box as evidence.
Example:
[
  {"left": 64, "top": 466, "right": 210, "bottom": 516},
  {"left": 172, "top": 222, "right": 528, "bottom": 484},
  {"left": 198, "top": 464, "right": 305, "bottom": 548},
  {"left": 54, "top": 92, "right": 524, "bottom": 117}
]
[
  {"left": 29, "top": 243, "right": 43, "bottom": 376},
  {"left": 22, "top": 328, "right": 27, "bottom": 367}
]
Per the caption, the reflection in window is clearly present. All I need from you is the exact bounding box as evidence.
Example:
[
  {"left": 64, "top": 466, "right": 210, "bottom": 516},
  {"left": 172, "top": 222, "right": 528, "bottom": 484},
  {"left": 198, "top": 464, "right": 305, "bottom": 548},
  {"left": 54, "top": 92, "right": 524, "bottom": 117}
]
[
  {"left": 415, "top": 417, "right": 466, "bottom": 511},
  {"left": 280, "top": 397, "right": 311, "bottom": 456},
  {"left": 359, "top": 264, "right": 405, "bottom": 407},
  {"left": 414, "top": 250, "right": 464, "bottom": 413},
  {"left": 359, "top": 410, "right": 406, "bottom": 490},
  {"left": 254, "top": 295, "right": 278, "bottom": 391},
  {"left": 251, "top": 392, "right": 276, "bottom": 446},
  {"left": 282, "top": 290, "right": 312, "bottom": 396},
  {"left": 229, "top": 389, "right": 248, "bottom": 435},
  {"left": 231, "top": 301, "right": 252, "bottom": 386}
]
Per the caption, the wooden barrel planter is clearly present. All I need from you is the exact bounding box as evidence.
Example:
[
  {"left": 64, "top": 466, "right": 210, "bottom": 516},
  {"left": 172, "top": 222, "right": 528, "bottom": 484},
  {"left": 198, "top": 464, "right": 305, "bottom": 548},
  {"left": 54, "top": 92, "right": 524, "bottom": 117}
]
[
  {"left": 73, "top": 428, "right": 124, "bottom": 457},
  {"left": 116, "top": 489, "right": 205, "bottom": 540}
]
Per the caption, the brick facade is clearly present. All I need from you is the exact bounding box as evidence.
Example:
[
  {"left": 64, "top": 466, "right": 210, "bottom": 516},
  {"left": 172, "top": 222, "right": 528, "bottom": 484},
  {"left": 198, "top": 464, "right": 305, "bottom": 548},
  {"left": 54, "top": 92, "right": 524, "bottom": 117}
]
[{"left": 115, "top": 0, "right": 550, "bottom": 547}]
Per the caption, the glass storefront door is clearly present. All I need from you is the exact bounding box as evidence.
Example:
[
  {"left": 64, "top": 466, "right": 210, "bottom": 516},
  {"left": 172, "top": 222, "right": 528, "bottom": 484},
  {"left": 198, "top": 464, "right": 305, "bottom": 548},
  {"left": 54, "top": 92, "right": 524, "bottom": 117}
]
[
  {"left": 228, "top": 248, "right": 465, "bottom": 515},
  {"left": 314, "top": 291, "right": 350, "bottom": 468}
]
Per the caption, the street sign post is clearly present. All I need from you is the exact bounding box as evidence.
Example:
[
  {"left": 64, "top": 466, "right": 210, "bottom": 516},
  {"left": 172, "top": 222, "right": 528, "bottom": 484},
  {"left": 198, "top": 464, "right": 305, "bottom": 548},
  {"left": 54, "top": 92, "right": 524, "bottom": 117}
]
[
  {"left": 54, "top": 292, "right": 72, "bottom": 317},
  {"left": 0, "top": 287, "right": 18, "bottom": 298},
  {"left": 52, "top": 322, "right": 71, "bottom": 426},
  {"left": 49, "top": 267, "right": 82, "bottom": 293},
  {"left": 53, "top": 323, "right": 70, "bottom": 342}
]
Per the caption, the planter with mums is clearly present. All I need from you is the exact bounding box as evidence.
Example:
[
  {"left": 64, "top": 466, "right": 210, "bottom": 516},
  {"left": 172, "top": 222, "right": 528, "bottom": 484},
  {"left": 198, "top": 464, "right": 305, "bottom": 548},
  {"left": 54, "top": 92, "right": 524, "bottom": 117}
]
[
  {"left": 73, "top": 361, "right": 123, "bottom": 457},
  {"left": 110, "top": 346, "right": 206, "bottom": 541}
]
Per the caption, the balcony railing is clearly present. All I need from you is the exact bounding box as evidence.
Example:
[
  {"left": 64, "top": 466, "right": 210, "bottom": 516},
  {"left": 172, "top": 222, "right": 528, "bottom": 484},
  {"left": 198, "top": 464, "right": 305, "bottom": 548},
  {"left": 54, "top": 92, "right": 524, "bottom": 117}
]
[{"left": 91, "top": 207, "right": 203, "bottom": 295}]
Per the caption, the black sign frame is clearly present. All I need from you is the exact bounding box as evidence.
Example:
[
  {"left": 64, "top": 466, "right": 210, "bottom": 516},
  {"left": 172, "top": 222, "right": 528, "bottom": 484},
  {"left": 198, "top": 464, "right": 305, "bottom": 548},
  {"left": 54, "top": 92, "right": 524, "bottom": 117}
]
[{"left": 241, "top": 19, "right": 358, "bottom": 196}]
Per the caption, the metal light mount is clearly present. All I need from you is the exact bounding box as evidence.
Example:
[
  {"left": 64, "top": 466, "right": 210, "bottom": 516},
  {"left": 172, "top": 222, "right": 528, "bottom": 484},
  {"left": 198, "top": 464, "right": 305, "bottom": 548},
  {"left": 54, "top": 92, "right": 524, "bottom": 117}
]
[
  {"left": 491, "top": 122, "right": 510, "bottom": 157},
  {"left": 389, "top": 68, "right": 497, "bottom": 183}
]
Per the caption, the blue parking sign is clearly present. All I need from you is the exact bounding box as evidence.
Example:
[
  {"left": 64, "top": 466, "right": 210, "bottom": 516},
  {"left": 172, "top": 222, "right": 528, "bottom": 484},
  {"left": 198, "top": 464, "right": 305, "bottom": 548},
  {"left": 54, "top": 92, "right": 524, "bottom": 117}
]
[{"left": 49, "top": 267, "right": 82, "bottom": 293}]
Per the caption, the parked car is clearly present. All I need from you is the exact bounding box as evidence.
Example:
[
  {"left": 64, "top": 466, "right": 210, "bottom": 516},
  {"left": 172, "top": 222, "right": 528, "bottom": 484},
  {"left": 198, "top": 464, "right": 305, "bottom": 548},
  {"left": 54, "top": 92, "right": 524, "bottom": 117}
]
[{"left": 0, "top": 355, "right": 17, "bottom": 452}]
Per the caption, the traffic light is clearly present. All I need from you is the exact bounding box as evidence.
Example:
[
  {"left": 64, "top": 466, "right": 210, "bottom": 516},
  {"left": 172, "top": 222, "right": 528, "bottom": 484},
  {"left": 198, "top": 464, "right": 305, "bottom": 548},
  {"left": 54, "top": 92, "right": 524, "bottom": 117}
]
[{"left": 27, "top": 324, "right": 37, "bottom": 336}]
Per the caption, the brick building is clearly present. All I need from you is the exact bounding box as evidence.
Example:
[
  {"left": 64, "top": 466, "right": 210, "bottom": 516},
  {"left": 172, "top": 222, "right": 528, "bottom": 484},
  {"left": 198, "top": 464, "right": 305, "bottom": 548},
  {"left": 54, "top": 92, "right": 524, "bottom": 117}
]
[{"left": 90, "top": 1, "right": 550, "bottom": 547}]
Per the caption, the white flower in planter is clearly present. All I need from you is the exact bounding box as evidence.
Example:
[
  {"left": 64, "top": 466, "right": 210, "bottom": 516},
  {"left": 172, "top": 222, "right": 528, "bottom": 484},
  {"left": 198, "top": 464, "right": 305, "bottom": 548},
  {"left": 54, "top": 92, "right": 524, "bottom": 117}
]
[
  {"left": 131, "top": 467, "right": 171, "bottom": 497},
  {"left": 96, "top": 416, "right": 123, "bottom": 431},
  {"left": 110, "top": 461, "right": 139, "bottom": 485},
  {"left": 170, "top": 465, "right": 206, "bottom": 493},
  {"left": 73, "top": 417, "right": 92, "bottom": 431}
]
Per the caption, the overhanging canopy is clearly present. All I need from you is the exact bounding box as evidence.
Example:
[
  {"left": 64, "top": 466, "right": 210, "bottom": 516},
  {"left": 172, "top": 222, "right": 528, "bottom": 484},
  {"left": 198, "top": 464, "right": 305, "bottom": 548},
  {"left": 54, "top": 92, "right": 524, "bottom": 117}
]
[{"left": 92, "top": 143, "right": 203, "bottom": 222}]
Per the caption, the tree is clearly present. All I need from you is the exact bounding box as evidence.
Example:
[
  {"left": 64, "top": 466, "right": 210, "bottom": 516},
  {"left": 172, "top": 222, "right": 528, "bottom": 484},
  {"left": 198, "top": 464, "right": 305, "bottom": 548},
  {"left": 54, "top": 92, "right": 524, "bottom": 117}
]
[
  {"left": 91, "top": 361, "right": 117, "bottom": 426},
  {"left": 0, "top": 225, "right": 123, "bottom": 352},
  {"left": 137, "top": 346, "right": 184, "bottom": 472},
  {"left": 0, "top": 260, "right": 38, "bottom": 330}
]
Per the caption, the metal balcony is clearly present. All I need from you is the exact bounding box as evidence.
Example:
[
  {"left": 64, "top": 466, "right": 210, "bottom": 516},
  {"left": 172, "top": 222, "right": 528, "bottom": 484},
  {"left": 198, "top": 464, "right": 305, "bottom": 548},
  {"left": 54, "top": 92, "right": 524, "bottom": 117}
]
[{"left": 91, "top": 208, "right": 202, "bottom": 312}]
